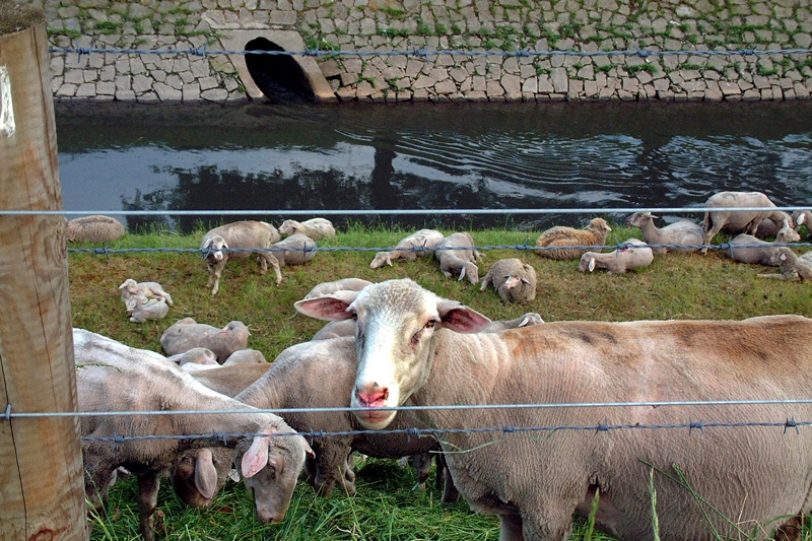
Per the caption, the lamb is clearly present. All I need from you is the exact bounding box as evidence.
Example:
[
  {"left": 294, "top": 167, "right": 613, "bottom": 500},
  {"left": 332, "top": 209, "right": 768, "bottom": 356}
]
[
  {"left": 434, "top": 232, "right": 481, "bottom": 284},
  {"left": 66, "top": 214, "right": 126, "bottom": 243},
  {"left": 303, "top": 277, "right": 372, "bottom": 299},
  {"left": 369, "top": 229, "right": 445, "bottom": 268},
  {"left": 757, "top": 249, "right": 812, "bottom": 281},
  {"left": 625, "top": 212, "right": 704, "bottom": 254},
  {"left": 701, "top": 191, "right": 794, "bottom": 253},
  {"left": 295, "top": 279, "right": 812, "bottom": 541},
  {"left": 578, "top": 238, "right": 654, "bottom": 274},
  {"left": 160, "top": 318, "right": 250, "bottom": 362},
  {"left": 128, "top": 296, "right": 170, "bottom": 323},
  {"left": 166, "top": 347, "right": 219, "bottom": 370},
  {"left": 278, "top": 218, "right": 335, "bottom": 240},
  {"left": 271, "top": 233, "right": 317, "bottom": 266},
  {"left": 118, "top": 278, "right": 174, "bottom": 314},
  {"left": 223, "top": 348, "right": 267, "bottom": 366},
  {"left": 725, "top": 225, "right": 801, "bottom": 266},
  {"left": 73, "top": 329, "right": 312, "bottom": 541},
  {"left": 200, "top": 220, "right": 282, "bottom": 296},
  {"left": 535, "top": 217, "right": 612, "bottom": 260},
  {"left": 479, "top": 258, "right": 537, "bottom": 303}
]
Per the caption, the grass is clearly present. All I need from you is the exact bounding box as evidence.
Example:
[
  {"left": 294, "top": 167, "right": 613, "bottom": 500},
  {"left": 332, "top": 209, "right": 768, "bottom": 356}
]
[{"left": 72, "top": 224, "right": 812, "bottom": 540}]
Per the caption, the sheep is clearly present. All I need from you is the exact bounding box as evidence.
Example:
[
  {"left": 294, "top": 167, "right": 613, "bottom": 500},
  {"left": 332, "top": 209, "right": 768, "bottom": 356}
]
[
  {"left": 166, "top": 347, "right": 219, "bottom": 370},
  {"left": 66, "top": 215, "right": 126, "bottom": 243},
  {"left": 303, "top": 277, "right": 372, "bottom": 299},
  {"left": 369, "top": 229, "right": 445, "bottom": 268},
  {"left": 295, "top": 279, "right": 812, "bottom": 541},
  {"left": 223, "top": 348, "right": 267, "bottom": 366},
  {"left": 625, "top": 212, "right": 704, "bottom": 254},
  {"left": 271, "top": 233, "right": 317, "bottom": 267},
  {"left": 793, "top": 210, "right": 812, "bottom": 238},
  {"left": 129, "top": 296, "right": 170, "bottom": 323},
  {"left": 200, "top": 220, "right": 282, "bottom": 296},
  {"left": 480, "top": 312, "right": 544, "bottom": 332},
  {"left": 578, "top": 238, "right": 654, "bottom": 274},
  {"left": 757, "top": 249, "right": 812, "bottom": 281},
  {"left": 479, "top": 258, "right": 537, "bottom": 303},
  {"left": 725, "top": 225, "right": 801, "bottom": 266},
  {"left": 278, "top": 218, "right": 335, "bottom": 240},
  {"left": 160, "top": 318, "right": 250, "bottom": 362},
  {"left": 434, "top": 232, "right": 481, "bottom": 284},
  {"left": 118, "top": 278, "right": 174, "bottom": 315},
  {"left": 701, "top": 191, "right": 793, "bottom": 254},
  {"left": 535, "top": 217, "right": 612, "bottom": 260},
  {"left": 73, "top": 329, "right": 312, "bottom": 541}
]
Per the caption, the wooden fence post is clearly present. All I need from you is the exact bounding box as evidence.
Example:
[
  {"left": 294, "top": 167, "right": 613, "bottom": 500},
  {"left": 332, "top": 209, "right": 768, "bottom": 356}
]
[{"left": 0, "top": 6, "right": 88, "bottom": 541}]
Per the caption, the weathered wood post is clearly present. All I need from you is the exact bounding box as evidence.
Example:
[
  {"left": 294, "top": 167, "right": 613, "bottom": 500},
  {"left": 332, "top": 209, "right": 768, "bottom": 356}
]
[{"left": 0, "top": 5, "right": 88, "bottom": 541}]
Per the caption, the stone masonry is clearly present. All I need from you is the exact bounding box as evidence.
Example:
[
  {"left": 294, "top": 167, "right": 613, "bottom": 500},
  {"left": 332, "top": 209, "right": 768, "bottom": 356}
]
[{"left": 28, "top": 0, "right": 812, "bottom": 103}]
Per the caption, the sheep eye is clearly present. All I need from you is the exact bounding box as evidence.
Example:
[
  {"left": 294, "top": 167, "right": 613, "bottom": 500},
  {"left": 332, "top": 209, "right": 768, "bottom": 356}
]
[{"left": 424, "top": 320, "right": 436, "bottom": 330}]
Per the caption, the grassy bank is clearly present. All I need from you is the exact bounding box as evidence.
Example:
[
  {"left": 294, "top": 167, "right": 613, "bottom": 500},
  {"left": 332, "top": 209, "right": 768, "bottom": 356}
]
[{"left": 72, "top": 224, "right": 811, "bottom": 541}]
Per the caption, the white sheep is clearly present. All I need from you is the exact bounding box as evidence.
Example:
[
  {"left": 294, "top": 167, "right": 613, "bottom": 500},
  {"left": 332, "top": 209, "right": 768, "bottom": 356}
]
[
  {"left": 726, "top": 225, "right": 801, "bottom": 266},
  {"left": 479, "top": 258, "right": 537, "bottom": 303},
  {"left": 118, "top": 278, "right": 173, "bottom": 314},
  {"left": 369, "top": 229, "right": 445, "bottom": 268},
  {"left": 626, "top": 212, "right": 704, "bottom": 254},
  {"left": 166, "top": 347, "right": 219, "bottom": 370},
  {"left": 303, "top": 277, "right": 372, "bottom": 299},
  {"left": 535, "top": 217, "right": 612, "bottom": 260},
  {"left": 271, "top": 233, "right": 317, "bottom": 266},
  {"left": 701, "top": 191, "right": 794, "bottom": 253},
  {"left": 200, "top": 221, "right": 282, "bottom": 296},
  {"left": 578, "top": 238, "right": 655, "bottom": 274},
  {"left": 160, "top": 318, "right": 250, "bottom": 362},
  {"left": 757, "top": 249, "right": 812, "bottom": 281},
  {"left": 66, "top": 215, "right": 126, "bottom": 243},
  {"left": 278, "top": 218, "right": 335, "bottom": 240},
  {"left": 223, "top": 349, "right": 267, "bottom": 366},
  {"left": 434, "top": 232, "right": 481, "bottom": 284},
  {"left": 128, "top": 296, "right": 170, "bottom": 323}
]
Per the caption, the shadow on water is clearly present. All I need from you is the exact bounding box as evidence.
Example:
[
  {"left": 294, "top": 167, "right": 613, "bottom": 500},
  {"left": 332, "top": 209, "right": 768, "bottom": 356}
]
[{"left": 55, "top": 101, "right": 812, "bottom": 234}]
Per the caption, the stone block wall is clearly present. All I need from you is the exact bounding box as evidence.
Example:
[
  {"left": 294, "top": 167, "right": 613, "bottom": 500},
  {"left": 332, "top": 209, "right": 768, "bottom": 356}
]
[{"left": 31, "top": 0, "right": 812, "bottom": 103}]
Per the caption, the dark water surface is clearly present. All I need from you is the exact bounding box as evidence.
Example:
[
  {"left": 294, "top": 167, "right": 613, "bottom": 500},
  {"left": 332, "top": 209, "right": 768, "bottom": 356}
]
[{"left": 55, "top": 101, "right": 812, "bottom": 233}]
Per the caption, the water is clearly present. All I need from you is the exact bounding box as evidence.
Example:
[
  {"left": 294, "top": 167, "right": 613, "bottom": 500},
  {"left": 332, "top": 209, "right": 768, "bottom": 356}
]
[{"left": 55, "top": 101, "right": 812, "bottom": 234}]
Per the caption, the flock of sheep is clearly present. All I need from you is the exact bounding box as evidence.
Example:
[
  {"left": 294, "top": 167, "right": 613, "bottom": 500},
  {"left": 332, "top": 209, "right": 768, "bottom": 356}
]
[{"left": 70, "top": 190, "right": 812, "bottom": 541}]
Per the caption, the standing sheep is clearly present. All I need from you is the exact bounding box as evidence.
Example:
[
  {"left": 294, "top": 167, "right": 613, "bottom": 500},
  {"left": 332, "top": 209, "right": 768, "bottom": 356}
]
[
  {"left": 278, "top": 218, "right": 336, "bottom": 240},
  {"left": 626, "top": 212, "right": 704, "bottom": 254},
  {"left": 160, "top": 318, "right": 250, "bottom": 362},
  {"left": 701, "top": 191, "right": 793, "bottom": 253},
  {"left": 271, "top": 233, "right": 317, "bottom": 267},
  {"left": 479, "top": 258, "right": 537, "bottom": 303},
  {"left": 535, "top": 217, "right": 612, "bottom": 260},
  {"left": 66, "top": 215, "right": 126, "bottom": 243},
  {"left": 578, "top": 238, "right": 655, "bottom": 274},
  {"left": 434, "top": 232, "right": 481, "bottom": 284},
  {"left": 725, "top": 225, "right": 801, "bottom": 266},
  {"left": 369, "top": 229, "right": 445, "bottom": 268},
  {"left": 118, "top": 278, "right": 173, "bottom": 314},
  {"left": 200, "top": 220, "right": 282, "bottom": 296}
]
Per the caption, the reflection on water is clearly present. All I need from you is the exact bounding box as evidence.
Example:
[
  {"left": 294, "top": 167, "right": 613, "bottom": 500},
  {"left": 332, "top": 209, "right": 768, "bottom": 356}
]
[{"left": 55, "top": 101, "right": 812, "bottom": 233}]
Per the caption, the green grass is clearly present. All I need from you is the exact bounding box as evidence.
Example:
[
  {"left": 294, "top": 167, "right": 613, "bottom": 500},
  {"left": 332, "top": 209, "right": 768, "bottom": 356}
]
[{"left": 73, "top": 224, "right": 812, "bottom": 540}]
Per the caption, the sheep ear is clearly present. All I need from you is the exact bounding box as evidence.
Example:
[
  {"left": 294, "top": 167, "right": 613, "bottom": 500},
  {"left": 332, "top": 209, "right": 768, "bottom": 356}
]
[
  {"left": 194, "top": 449, "right": 218, "bottom": 500},
  {"left": 301, "top": 437, "right": 315, "bottom": 459},
  {"left": 436, "top": 299, "right": 491, "bottom": 333},
  {"left": 588, "top": 258, "right": 596, "bottom": 272},
  {"left": 241, "top": 434, "right": 271, "bottom": 479},
  {"left": 521, "top": 277, "right": 531, "bottom": 285},
  {"left": 798, "top": 213, "right": 806, "bottom": 225},
  {"left": 294, "top": 290, "right": 359, "bottom": 321},
  {"left": 202, "top": 238, "right": 213, "bottom": 250}
]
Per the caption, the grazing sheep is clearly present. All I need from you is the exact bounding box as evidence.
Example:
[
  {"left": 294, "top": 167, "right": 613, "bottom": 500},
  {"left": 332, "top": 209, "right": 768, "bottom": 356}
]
[
  {"left": 160, "top": 318, "right": 250, "bottom": 362},
  {"left": 66, "top": 215, "right": 126, "bottom": 243},
  {"left": 480, "top": 258, "right": 537, "bottom": 303},
  {"left": 757, "top": 249, "right": 812, "bottom": 281},
  {"left": 223, "top": 349, "right": 267, "bottom": 366},
  {"left": 578, "top": 238, "right": 655, "bottom": 274},
  {"left": 726, "top": 225, "right": 801, "bottom": 266},
  {"left": 794, "top": 210, "right": 812, "bottom": 238},
  {"left": 701, "top": 191, "right": 793, "bottom": 253},
  {"left": 278, "top": 218, "right": 335, "bottom": 240},
  {"left": 118, "top": 278, "right": 174, "bottom": 315},
  {"left": 271, "top": 233, "right": 317, "bottom": 266},
  {"left": 166, "top": 347, "right": 219, "bottom": 370},
  {"left": 369, "top": 229, "right": 445, "bottom": 268},
  {"left": 200, "top": 221, "right": 282, "bottom": 296},
  {"left": 434, "top": 232, "right": 481, "bottom": 284},
  {"left": 128, "top": 296, "right": 170, "bottom": 323},
  {"left": 304, "top": 278, "right": 372, "bottom": 299},
  {"left": 73, "top": 329, "right": 312, "bottom": 541},
  {"left": 535, "top": 217, "right": 612, "bottom": 260},
  {"left": 295, "top": 279, "right": 812, "bottom": 541},
  {"left": 626, "top": 212, "right": 704, "bottom": 254}
]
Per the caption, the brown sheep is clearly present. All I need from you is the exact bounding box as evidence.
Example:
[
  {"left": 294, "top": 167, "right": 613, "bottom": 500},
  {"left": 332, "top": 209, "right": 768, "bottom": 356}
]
[{"left": 535, "top": 217, "right": 612, "bottom": 260}]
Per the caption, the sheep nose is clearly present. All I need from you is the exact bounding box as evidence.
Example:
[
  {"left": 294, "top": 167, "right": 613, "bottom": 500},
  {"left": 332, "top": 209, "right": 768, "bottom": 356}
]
[
  {"left": 355, "top": 384, "right": 389, "bottom": 407},
  {"left": 256, "top": 509, "right": 283, "bottom": 524}
]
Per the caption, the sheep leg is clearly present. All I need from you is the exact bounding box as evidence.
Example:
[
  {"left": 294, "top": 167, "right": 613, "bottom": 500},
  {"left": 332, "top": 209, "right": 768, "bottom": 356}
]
[
  {"left": 311, "top": 442, "right": 355, "bottom": 497},
  {"left": 757, "top": 271, "right": 799, "bottom": 281},
  {"left": 137, "top": 472, "right": 160, "bottom": 541},
  {"left": 519, "top": 504, "right": 575, "bottom": 541},
  {"left": 261, "top": 253, "right": 283, "bottom": 286},
  {"left": 208, "top": 261, "right": 225, "bottom": 296},
  {"left": 499, "top": 514, "right": 525, "bottom": 541},
  {"left": 702, "top": 218, "right": 723, "bottom": 255}
]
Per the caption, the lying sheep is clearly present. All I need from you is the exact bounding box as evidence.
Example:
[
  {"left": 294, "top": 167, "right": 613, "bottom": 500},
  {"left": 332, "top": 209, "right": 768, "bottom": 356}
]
[
  {"left": 278, "top": 218, "right": 335, "bottom": 240},
  {"left": 223, "top": 348, "right": 267, "bottom": 366},
  {"left": 160, "top": 318, "right": 250, "bottom": 362},
  {"left": 626, "top": 212, "right": 704, "bottom": 254},
  {"left": 129, "top": 296, "right": 170, "bottom": 323},
  {"left": 200, "top": 220, "right": 282, "bottom": 296},
  {"left": 304, "top": 277, "right": 372, "bottom": 299},
  {"left": 369, "top": 229, "right": 445, "bottom": 268},
  {"left": 578, "top": 238, "right": 655, "bottom": 274},
  {"left": 66, "top": 215, "right": 126, "bottom": 243},
  {"left": 757, "top": 249, "right": 812, "bottom": 281},
  {"left": 479, "top": 258, "right": 537, "bottom": 303},
  {"left": 271, "top": 233, "right": 317, "bottom": 267},
  {"left": 118, "top": 278, "right": 174, "bottom": 314},
  {"left": 481, "top": 312, "right": 545, "bottom": 332},
  {"left": 535, "top": 217, "right": 612, "bottom": 260},
  {"left": 726, "top": 225, "right": 801, "bottom": 266},
  {"left": 73, "top": 329, "right": 312, "bottom": 541},
  {"left": 434, "top": 232, "right": 481, "bottom": 284},
  {"left": 701, "top": 191, "right": 793, "bottom": 253},
  {"left": 166, "top": 347, "right": 219, "bottom": 370}
]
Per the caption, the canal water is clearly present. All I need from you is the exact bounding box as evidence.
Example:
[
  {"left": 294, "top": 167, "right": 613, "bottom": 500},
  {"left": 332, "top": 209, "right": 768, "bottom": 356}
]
[{"left": 55, "top": 101, "right": 812, "bottom": 233}]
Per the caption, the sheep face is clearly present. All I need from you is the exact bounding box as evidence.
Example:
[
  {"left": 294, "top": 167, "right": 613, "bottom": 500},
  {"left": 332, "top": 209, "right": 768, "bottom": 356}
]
[
  {"left": 369, "top": 251, "right": 392, "bottom": 269},
  {"left": 202, "top": 236, "right": 228, "bottom": 263},
  {"left": 278, "top": 220, "right": 297, "bottom": 237},
  {"left": 578, "top": 254, "right": 596, "bottom": 272},
  {"left": 626, "top": 212, "right": 656, "bottom": 228}
]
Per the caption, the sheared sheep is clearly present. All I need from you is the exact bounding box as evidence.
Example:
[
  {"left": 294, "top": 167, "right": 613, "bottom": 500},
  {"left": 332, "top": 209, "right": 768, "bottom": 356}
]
[
  {"left": 223, "top": 349, "right": 267, "bottom": 366},
  {"left": 304, "top": 277, "right": 372, "bottom": 299},
  {"left": 200, "top": 220, "right": 282, "bottom": 296},
  {"left": 479, "top": 258, "right": 537, "bottom": 303},
  {"left": 535, "top": 217, "right": 612, "bottom": 260},
  {"left": 128, "top": 296, "right": 170, "bottom": 323},
  {"left": 578, "top": 238, "right": 654, "bottom": 274},
  {"left": 166, "top": 347, "right": 219, "bottom": 370},
  {"left": 626, "top": 212, "right": 704, "bottom": 254},
  {"left": 369, "top": 229, "right": 445, "bottom": 268},
  {"left": 271, "top": 233, "right": 317, "bottom": 267},
  {"left": 118, "top": 278, "right": 173, "bottom": 315},
  {"left": 725, "top": 225, "right": 801, "bottom": 266},
  {"left": 434, "top": 232, "right": 481, "bottom": 284},
  {"left": 66, "top": 215, "right": 126, "bottom": 243},
  {"left": 278, "top": 218, "right": 335, "bottom": 240},
  {"left": 757, "top": 249, "right": 812, "bottom": 281},
  {"left": 160, "top": 318, "right": 250, "bottom": 362},
  {"left": 701, "top": 191, "right": 794, "bottom": 253}
]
